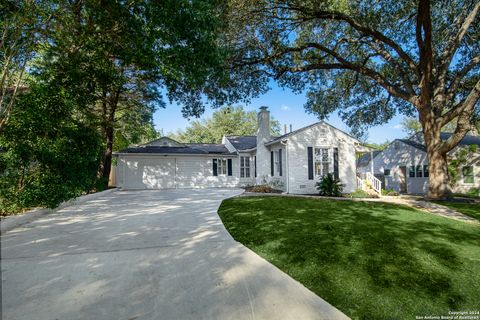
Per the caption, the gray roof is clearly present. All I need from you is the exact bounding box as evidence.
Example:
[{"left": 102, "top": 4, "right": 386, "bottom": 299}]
[
  {"left": 356, "top": 150, "right": 382, "bottom": 167},
  {"left": 440, "top": 133, "right": 480, "bottom": 146},
  {"left": 397, "top": 139, "right": 427, "bottom": 152},
  {"left": 397, "top": 133, "right": 480, "bottom": 152},
  {"left": 225, "top": 135, "right": 257, "bottom": 150},
  {"left": 117, "top": 144, "right": 233, "bottom": 155}
]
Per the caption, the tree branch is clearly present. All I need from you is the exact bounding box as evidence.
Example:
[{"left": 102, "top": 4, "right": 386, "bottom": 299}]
[
  {"left": 437, "top": 0, "right": 480, "bottom": 90},
  {"left": 440, "top": 79, "right": 480, "bottom": 141},
  {"left": 281, "top": 5, "right": 419, "bottom": 76},
  {"left": 446, "top": 54, "right": 480, "bottom": 100}
]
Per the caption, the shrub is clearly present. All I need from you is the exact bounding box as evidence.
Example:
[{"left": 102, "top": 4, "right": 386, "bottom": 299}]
[
  {"left": 381, "top": 188, "right": 400, "bottom": 196},
  {"left": 467, "top": 188, "right": 479, "bottom": 198},
  {"left": 245, "top": 184, "right": 282, "bottom": 193},
  {"left": 316, "top": 173, "right": 344, "bottom": 197},
  {"left": 348, "top": 189, "right": 379, "bottom": 198}
]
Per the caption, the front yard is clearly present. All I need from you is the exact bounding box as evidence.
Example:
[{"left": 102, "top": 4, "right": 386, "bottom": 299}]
[
  {"left": 433, "top": 201, "right": 480, "bottom": 220},
  {"left": 218, "top": 196, "right": 480, "bottom": 320}
]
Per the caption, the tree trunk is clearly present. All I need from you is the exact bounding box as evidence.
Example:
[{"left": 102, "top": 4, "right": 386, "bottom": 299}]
[
  {"left": 421, "top": 112, "right": 452, "bottom": 199},
  {"left": 99, "top": 124, "right": 114, "bottom": 188}
]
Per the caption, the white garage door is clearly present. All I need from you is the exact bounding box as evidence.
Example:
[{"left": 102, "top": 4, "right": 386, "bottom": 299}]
[{"left": 124, "top": 158, "right": 175, "bottom": 189}]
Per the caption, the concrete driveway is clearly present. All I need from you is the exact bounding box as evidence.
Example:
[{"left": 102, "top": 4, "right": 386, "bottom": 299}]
[{"left": 1, "top": 189, "right": 348, "bottom": 320}]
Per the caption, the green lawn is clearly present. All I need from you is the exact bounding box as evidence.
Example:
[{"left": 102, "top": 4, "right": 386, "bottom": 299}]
[
  {"left": 433, "top": 201, "right": 480, "bottom": 220},
  {"left": 218, "top": 196, "right": 480, "bottom": 320}
]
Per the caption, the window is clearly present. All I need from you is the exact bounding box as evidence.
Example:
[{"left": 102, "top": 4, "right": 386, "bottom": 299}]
[
  {"left": 409, "top": 166, "right": 415, "bottom": 177},
  {"left": 463, "top": 166, "right": 474, "bottom": 184},
  {"left": 217, "top": 159, "right": 227, "bottom": 175},
  {"left": 384, "top": 169, "right": 391, "bottom": 176},
  {"left": 240, "top": 156, "right": 250, "bottom": 178},
  {"left": 416, "top": 165, "right": 423, "bottom": 177},
  {"left": 274, "top": 151, "right": 280, "bottom": 174},
  {"left": 423, "top": 165, "right": 429, "bottom": 177},
  {"left": 394, "top": 142, "right": 400, "bottom": 150},
  {"left": 314, "top": 147, "right": 330, "bottom": 177}
]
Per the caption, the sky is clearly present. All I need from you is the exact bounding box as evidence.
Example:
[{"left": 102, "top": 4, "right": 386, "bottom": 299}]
[{"left": 152, "top": 82, "right": 408, "bottom": 144}]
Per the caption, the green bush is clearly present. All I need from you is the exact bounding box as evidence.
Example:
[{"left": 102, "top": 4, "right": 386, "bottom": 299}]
[
  {"left": 244, "top": 184, "right": 282, "bottom": 193},
  {"left": 467, "top": 188, "right": 480, "bottom": 198},
  {"left": 0, "top": 83, "right": 102, "bottom": 215},
  {"left": 348, "top": 188, "right": 379, "bottom": 198},
  {"left": 316, "top": 173, "right": 344, "bottom": 197},
  {"left": 381, "top": 188, "right": 400, "bottom": 196}
]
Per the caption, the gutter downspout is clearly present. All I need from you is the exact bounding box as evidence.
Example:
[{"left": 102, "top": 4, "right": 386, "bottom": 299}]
[{"left": 280, "top": 140, "right": 289, "bottom": 193}]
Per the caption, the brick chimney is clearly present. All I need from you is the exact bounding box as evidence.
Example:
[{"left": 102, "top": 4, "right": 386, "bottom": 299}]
[{"left": 256, "top": 106, "right": 271, "bottom": 183}]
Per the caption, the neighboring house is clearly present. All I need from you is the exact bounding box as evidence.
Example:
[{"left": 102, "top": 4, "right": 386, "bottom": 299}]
[
  {"left": 371, "top": 133, "right": 480, "bottom": 194},
  {"left": 114, "top": 106, "right": 368, "bottom": 194},
  {"left": 357, "top": 150, "right": 382, "bottom": 174}
]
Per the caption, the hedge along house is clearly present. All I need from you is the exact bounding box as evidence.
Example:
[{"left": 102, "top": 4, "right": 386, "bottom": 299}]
[{"left": 114, "top": 106, "right": 369, "bottom": 194}]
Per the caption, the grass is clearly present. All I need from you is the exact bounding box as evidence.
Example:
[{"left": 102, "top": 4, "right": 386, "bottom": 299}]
[
  {"left": 218, "top": 196, "right": 480, "bottom": 320},
  {"left": 433, "top": 201, "right": 480, "bottom": 220}
]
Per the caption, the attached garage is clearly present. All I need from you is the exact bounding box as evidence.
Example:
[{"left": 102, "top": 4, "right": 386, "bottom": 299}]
[
  {"left": 115, "top": 138, "right": 239, "bottom": 190},
  {"left": 123, "top": 157, "right": 175, "bottom": 189}
]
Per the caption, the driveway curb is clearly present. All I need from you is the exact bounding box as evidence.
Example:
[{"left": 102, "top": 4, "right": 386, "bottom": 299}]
[{"left": 1, "top": 188, "right": 117, "bottom": 234}]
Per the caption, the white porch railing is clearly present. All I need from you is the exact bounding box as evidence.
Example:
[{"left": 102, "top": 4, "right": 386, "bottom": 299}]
[
  {"left": 366, "top": 172, "right": 382, "bottom": 195},
  {"left": 357, "top": 173, "right": 382, "bottom": 195},
  {"left": 356, "top": 176, "right": 365, "bottom": 191}
]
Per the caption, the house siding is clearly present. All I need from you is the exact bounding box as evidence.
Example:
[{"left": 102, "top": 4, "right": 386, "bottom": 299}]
[
  {"left": 285, "top": 123, "right": 357, "bottom": 194},
  {"left": 117, "top": 155, "right": 240, "bottom": 189},
  {"left": 373, "top": 140, "right": 480, "bottom": 194}
]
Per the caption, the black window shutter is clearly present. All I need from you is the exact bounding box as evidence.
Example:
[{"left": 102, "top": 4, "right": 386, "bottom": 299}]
[
  {"left": 279, "top": 149, "right": 282, "bottom": 176},
  {"left": 227, "top": 159, "right": 232, "bottom": 176},
  {"left": 271, "top": 151, "right": 274, "bottom": 176},
  {"left": 307, "top": 147, "right": 313, "bottom": 180},
  {"left": 213, "top": 159, "right": 218, "bottom": 176},
  {"left": 333, "top": 148, "right": 339, "bottom": 180},
  {"left": 254, "top": 156, "right": 257, "bottom": 177}
]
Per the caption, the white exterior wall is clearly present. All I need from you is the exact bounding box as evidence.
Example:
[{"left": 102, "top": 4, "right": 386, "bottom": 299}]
[
  {"left": 116, "top": 155, "right": 240, "bottom": 189},
  {"left": 449, "top": 148, "right": 480, "bottom": 193},
  {"left": 285, "top": 123, "right": 357, "bottom": 194},
  {"left": 373, "top": 141, "right": 480, "bottom": 194},
  {"left": 372, "top": 141, "right": 428, "bottom": 194}
]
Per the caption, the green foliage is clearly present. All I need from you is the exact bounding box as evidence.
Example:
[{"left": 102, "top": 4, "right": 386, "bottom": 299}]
[
  {"left": 244, "top": 185, "right": 282, "bottom": 193},
  {"left": 382, "top": 188, "right": 400, "bottom": 196},
  {"left": 225, "top": 0, "right": 479, "bottom": 134},
  {"left": 348, "top": 188, "right": 379, "bottom": 198},
  {"left": 170, "top": 106, "right": 281, "bottom": 143},
  {"left": 401, "top": 117, "right": 423, "bottom": 137},
  {"left": 401, "top": 117, "right": 459, "bottom": 137},
  {"left": 466, "top": 188, "right": 480, "bottom": 198},
  {"left": 315, "top": 173, "right": 344, "bottom": 197},
  {"left": 0, "top": 83, "right": 102, "bottom": 214},
  {"left": 447, "top": 145, "right": 478, "bottom": 187}
]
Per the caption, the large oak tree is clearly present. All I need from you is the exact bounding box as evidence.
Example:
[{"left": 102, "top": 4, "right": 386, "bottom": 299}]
[{"left": 225, "top": 0, "right": 480, "bottom": 199}]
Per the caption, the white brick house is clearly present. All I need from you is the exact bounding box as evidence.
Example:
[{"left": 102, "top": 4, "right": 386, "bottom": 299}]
[{"left": 115, "top": 107, "right": 366, "bottom": 194}]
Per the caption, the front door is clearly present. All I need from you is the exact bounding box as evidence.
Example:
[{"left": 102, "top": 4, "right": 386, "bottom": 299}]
[{"left": 399, "top": 166, "right": 407, "bottom": 193}]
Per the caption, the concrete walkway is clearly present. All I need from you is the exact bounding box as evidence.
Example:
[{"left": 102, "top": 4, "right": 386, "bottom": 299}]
[
  {"left": 372, "top": 196, "right": 479, "bottom": 223},
  {"left": 1, "top": 189, "right": 348, "bottom": 320}
]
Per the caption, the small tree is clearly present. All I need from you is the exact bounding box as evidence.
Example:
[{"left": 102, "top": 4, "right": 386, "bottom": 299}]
[{"left": 316, "top": 173, "right": 344, "bottom": 197}]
